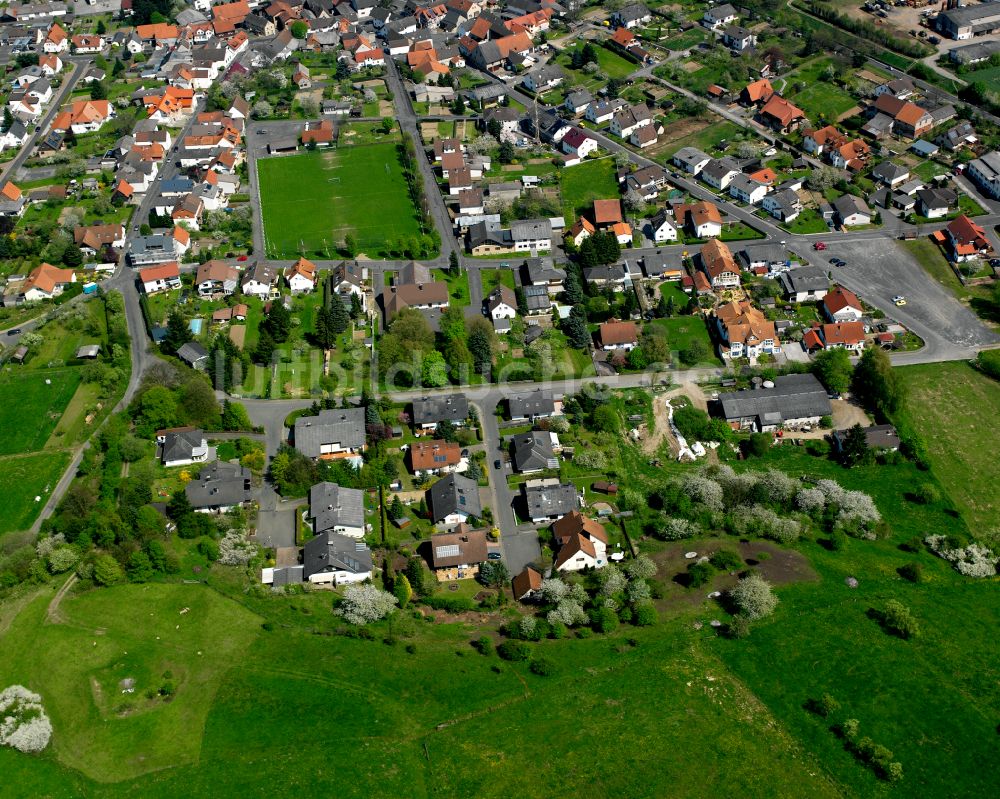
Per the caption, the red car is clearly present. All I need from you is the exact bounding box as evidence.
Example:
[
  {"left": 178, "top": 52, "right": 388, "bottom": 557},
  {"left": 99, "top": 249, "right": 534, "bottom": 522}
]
[
  {"left": 813, "top": 242, "right": 827, "bottom": 251},
  {"left": 237, "top": 255, "right": 249, "bottom": 261}
]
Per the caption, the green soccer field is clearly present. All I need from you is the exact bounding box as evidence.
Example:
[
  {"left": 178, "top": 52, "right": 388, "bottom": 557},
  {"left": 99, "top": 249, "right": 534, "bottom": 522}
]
[{"left": 257, "top": 145, "right": 424, "bottom": 259}]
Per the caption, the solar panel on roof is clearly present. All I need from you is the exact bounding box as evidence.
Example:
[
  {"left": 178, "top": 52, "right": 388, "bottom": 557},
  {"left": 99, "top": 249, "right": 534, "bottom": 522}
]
[{"left": 436, "top": 544, "right": 461, "bottom": 558}]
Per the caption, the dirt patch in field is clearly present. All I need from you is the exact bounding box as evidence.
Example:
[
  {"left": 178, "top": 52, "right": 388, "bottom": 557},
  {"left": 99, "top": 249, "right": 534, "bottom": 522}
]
[
  {"left": 831, "top": 398, "right": 870, "bottom": 429},
  {"left": 647, "top": 539, "right": 818, "bottom": 614},
  {"left": 679, "top": 60, "right": 702, "bottom": 74}
]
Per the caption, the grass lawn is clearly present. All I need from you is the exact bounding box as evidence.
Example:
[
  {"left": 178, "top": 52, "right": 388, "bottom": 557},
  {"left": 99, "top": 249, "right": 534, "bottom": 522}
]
[
  {"left": 481, "top": 268, "right": 516, "bottom": 293},
  {"left": 649, "top": 316, "right": 719, "bottom": 365},
  {"left": 788, "top": 81, "right": 859, "bottom": 122},
  {"left": 0, "top": 584, "right": 260, "bottom": 782},
  {"left": 658, "top": 119, "right": 741, "bottom": 159},
  {"left": 0, "top": 369, "right": 81, "bottom": 456},
  {"left": 432, "top": 268, "right": 471, "bottom": 307},
  {"left": 258, "top": 144, "right": 423, "bottom": 259},
  {"left": 895, "top": 361, "right": 1000, "bottom": 534},
  {"left": 0, "top": 450, "right": 71, "bottom": 534},
  {"left": 559, "top": 157, "right": 618, "bottom": 223},
  {"left": 782, "top": 207, "right": 830, "bottom": 235},
  {"left": 912, "top": 160, "right": 950, "bottom": 182}
]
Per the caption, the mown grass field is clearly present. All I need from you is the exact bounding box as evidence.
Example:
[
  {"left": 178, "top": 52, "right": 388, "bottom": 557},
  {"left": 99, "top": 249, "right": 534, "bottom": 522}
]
[
  {"left": 0, "top": 450, "right": 71, "bottom": 534},
  {"left": 559, "top": 157, "right": 619, "bottom": 223},
  {"left": 895, "top": 362, "right": 1000, "bottom": 536},
  {"left": 258, "top": 145, "right": 422, "bottom": 259},
  {"left": 0, "top": 369, "right": 81, "bottom": 456}
]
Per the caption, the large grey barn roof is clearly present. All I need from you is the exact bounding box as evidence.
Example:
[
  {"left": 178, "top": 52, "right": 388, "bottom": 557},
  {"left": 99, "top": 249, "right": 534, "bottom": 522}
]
[{"left": 718, "top": 373, "right": 832, "bottom": 422}]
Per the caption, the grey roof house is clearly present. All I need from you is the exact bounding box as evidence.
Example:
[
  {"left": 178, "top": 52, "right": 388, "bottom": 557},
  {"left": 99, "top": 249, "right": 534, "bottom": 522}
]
[
  {"left": 508, "top": 390, "right": 559, "bottom": 421},
  {"left": 185, "top": 461, "right": 252, "bottom": 512},
  {"left": 778, "top": 265, "right": 829, "bottom": 302},
  {"left": 412, "top": 394, "right": 469, "bottom": 429},
  {"left": 309, "top": 482, "right": 366, "bottom": 538},
  {"left": 521, "top": 479, "right": 579, "bottom": 523},
  {"left": 511, "top": 432, "right": 559, "bottom": 473},
  {"left": 427, "top": 473, "right": 482, "bottom": 525},
  {"left": 293, "top": 407, "right": 366, "bottom": 459},
  {"left": 302, "top": 532, "right": 373, "bottom": 585}
]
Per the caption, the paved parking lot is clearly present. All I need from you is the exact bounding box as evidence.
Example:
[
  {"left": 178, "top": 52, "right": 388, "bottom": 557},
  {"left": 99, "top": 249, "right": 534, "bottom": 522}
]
[{"left": 823, "top": 238, "right": 999, "bottom": 360}]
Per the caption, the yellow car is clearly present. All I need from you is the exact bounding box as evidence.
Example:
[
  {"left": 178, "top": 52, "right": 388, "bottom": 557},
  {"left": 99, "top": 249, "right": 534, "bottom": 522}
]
[{"left": 892, "top": 296, "right": 907, "bottom": 306}]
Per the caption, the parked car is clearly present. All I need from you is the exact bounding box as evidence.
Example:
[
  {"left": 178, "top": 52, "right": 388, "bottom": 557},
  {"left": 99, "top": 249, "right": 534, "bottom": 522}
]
[
  {"left": 6, "top": 328, "right": 21, "bottom": 335},
  {"left": 494, "top": 459, "right": 502, "bottom": 469},
  {"left": 813, "top": 242, "right": 827, "bottom": 251},
  {"left": 893, "top": 295, "right": 907, "bottom": 306},
  {"left": 487, "top": 552, "right": 503, "bottom": 560}
]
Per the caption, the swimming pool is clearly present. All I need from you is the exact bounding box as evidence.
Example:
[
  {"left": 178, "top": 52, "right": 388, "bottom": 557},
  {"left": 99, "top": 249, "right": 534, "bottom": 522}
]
[{"left": 189, "top": 318, "right": 203, "bottom": 335}]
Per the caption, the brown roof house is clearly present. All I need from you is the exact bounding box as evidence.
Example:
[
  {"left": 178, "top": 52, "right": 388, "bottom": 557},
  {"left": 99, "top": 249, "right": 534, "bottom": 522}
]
[
  {"left": 714, "top": 300, "right": 779, "bottom": 360},
  {"left": 512, "top": 566, "right": 543, "bottom": 601},
  {"left": 700, "top": 239, "right": 740, "bottom": 289},
  {"left": 597, "top": 319, "right": 638, "bottom": 351},
  {"left": 552, "top": 510, "right": 609, "bottom": 572},
  {"left": 408, "top": 439, "right": 462, "bottom": 476},
  {"left": 759, "top": 95, "right": 805, "bottom": 134},
  {"left": 429, "top": 524, "right": 489, "bottom": 581}
]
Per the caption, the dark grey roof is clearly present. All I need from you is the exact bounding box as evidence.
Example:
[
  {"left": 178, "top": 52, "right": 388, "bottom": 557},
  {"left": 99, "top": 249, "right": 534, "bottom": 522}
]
[
  {"left": 522, "top": 284, "right": 550, "bottom": 311},
  {"left": 778, "top": 265, "right": 828, "bottom": 295},
  {"left": 738, "top": 242, "right": 786, "bottom": 266},
  {"left": 412, "top": 393, "right": 468, "bottom": 425},
  {"left": 511, "top": 432, "right": 558, "bottom": 472},
  {"left": 293, "top": 407, "right": 366, "bottom": 458},
  {"left": 176, "top": 342, "right": 209, "bottom": 366},
  {"left": 718, "top": 374, "right": 832, "bottom": 423},
  {"left": 185, "top": 461, "right": 251, "bottom": 509},
  {"left": 522, "top": 481, "right": 578, "bottom": 520},
  {"left": 872, "top": 161, "right": 908, "bottom": 183},
  {"left": 309, "top": 482, "right": 365, "bottom": 532},
  {"left": 272, "top": 565, "right": 304, "bottom": 586},
  {"left": 162, "top": 429, "right": 204, "bottom": 463},
  {"left": 302, "top": 532, "right": 372, "bottom": 579},
  {"left": 426, "top": 473, "right": 482, "bottom": 522},
  {"left": 523, "top": 256, "right": 565, "bottom": 285},
  {"left": 508, "top": 390, "right": 556, "bottom": 419}
]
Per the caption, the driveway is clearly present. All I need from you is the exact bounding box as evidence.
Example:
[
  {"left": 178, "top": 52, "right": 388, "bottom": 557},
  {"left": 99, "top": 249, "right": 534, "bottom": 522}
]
[{"left": 256, "top": 504, "right": 298, "bottom": 549}]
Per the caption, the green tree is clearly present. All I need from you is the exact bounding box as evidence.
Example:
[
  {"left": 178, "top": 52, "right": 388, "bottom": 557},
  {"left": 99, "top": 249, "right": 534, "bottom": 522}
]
[
  {"left": 393, "top": 574, "right": 412, "bottom": 608},
  {"left": 389, "top": 495, "right": 405, "bottom": 519},
  {"left": 127, "top": 551, "right": 154, "bottom": 583},
  {"left": 839, "top": 423, "right": 869, "bottom": 467},
  {"left": 166, "top": 488, "right": 193, "bottom": 522},
  {"left": 563, "top": 310, "right": 590, "bottom": 349},
  {"left": 350, "top": 292, "right": 364, "bottom": 320},
  {"left": 499, "top": 140, "right": 515, "bottom": 164},
  {"left": 253, "top": 329, "right": 276, "bottom": 365},
  {"left": 591, "top": 404, "right": 620, "bottom": 433},
  {"left": 328, "top": 294, "right": 350, "bottom": 335},
  {"left": 112, "top": 58, "right": 125, "bottom": 77},
  {"left": 853, "top": 347, "right": 904, "bottom": 418},
  {"left": 486, "top": 118, "right": 502, "bottom": 139},
  {"left": 381, "top": 117, "right": 394, "bottom": 135},
  {"left": 90, "top": 81, "right": 108, "bottom": 101},
  {"left": 162, "top": 309, "right": 192, "bottom": 355},
  {"left": 449, "top": 250, "right": 460, "bottom": 276},
  {"left": 96, "top": 18, "right": 107, "bottom": 34},
  {"left": 179, "top": 376, "right": 219, "bottom": 428},
  {"left": 678, "top": 339, "right": 708, "bottom": 366},
  {"left": 221, "top": 400, "right": 253, "bottom": 431},
  {"left": 812, "top": 347, "right": 853, "bottom": 395},
  {"left": 314, "top": 305, "right": 335, "bottom": 350},
  {"left": 468, "top": 326, "right": 493, "bottom": 375},
  {"left": 135, "top": 385, "right": 178, "bottom": 435},
  {"left": 478, "top": 559, "right": 510, "bottom": 588},
  {"left": 421, "top": 351, "right": 449, "bottom": 387},
  {"left": 262, "top": 300, "right": 291, "bottom": 343},
  {"left": 290, "top": 20, "right": 308, "bottom": 39},
  {"left": 93, "top": 554, "right": 125, "bottom": 586}
]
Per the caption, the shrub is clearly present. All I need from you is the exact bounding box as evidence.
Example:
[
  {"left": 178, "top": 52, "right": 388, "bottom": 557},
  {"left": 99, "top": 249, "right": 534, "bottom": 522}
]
[
  {"left": 652, "top": 516, "right": 699, "bottom": 541},
  {"left": 0, "top": 685, "right": 52, "bottom": 753},
  {"left": 724, "top": 614, "right": 751, "bottom": 639},
  {"left": 589, "top": 605, "right": 619, "bottom": 633},
  {"left": 197, "top": 537, "right": 220, "bottom": 562},
  {"left": 684, "top": 561, "right": 713, "bottom": 588},
  {"left": 806, "top": 693, "right": 841, "bottom": 718},
  {"left": 910, "top": 483, "right": 940, "bottom": 504},
  {"left": 471, "top": 636, "right": 493, "bottom": 655},
  {"left": 897, "top": 562, "right": 923, "bottom": 583},
  {"left": 709, "top": 549, "right": 743, "bottom": 572},
  {"left": 729, "top": 573, "right": 778, "bottom": 620},
  {"left": 497, "top": 640, "right": 531, "bottom": 662},
  {"left": 877, "top": 600, "right": 919, "bottom": 639},
  {"left": 547, "top": 599, "right": 588, "bottom": 627},
  {"left": 633, "top": 602, "right": 658, "bottom": 626},
  {"left": 423, "top": 595, "right": 475, "bottom": 612},
  {"left": 529, "top": 657, "right": 556, "bottom": 676},
  {"left": 626, "top": 554, "right": 657, "bottom": 580}
]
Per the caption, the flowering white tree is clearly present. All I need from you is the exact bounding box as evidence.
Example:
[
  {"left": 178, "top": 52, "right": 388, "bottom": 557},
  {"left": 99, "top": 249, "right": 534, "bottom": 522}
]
[
  {"left": 0, "top": 685, "right": 52, "bottom": 754},
  {"left": 336, "top": 585, "right": 398, "bottom": 625},
  {"left": 218, "top": 530, "right": 258, "bottom": 567},
  {"left": 547, "top": 599, "right": 588, "bottom": 627},
  {"left": 682, "top": 474, "right": 724, "bottom": 512},
  {"left": 626, "top": 554, "right": 657, "bottom": 580},
  {"left": 795, "top": 488, "right": 826, "bottom": 514},
  {"left": 626, "top": 579, "right": 651, "bottom": 603},
  {"left": 835, "top": 490, "right": 881, "bottom": 529},
  {"left": 729, "top": 574, "right": 778, "bottom": 620},
  {"left": 48, "top": 546, "right": 79, "bottom": 574},
  {"left": 599, "top": 565, "right": 627, "bottom": 596},
  {"left": 35, "top": 534, "right": 65, "bottom": 559},
  {"left": 925, "top": 536, "right": 999, "bottom": 578},
  {"left": 539, "top": 578, "right": 569, "bottom": 604},
  {"left": 656, "top": 516, "right": 699, "bottom": 541},
  {"left": 757, "top": 470, "right": 798, "bottom": 505},
  {"left": 519, "top": 616, "right": 538, "bottom": 639}
]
